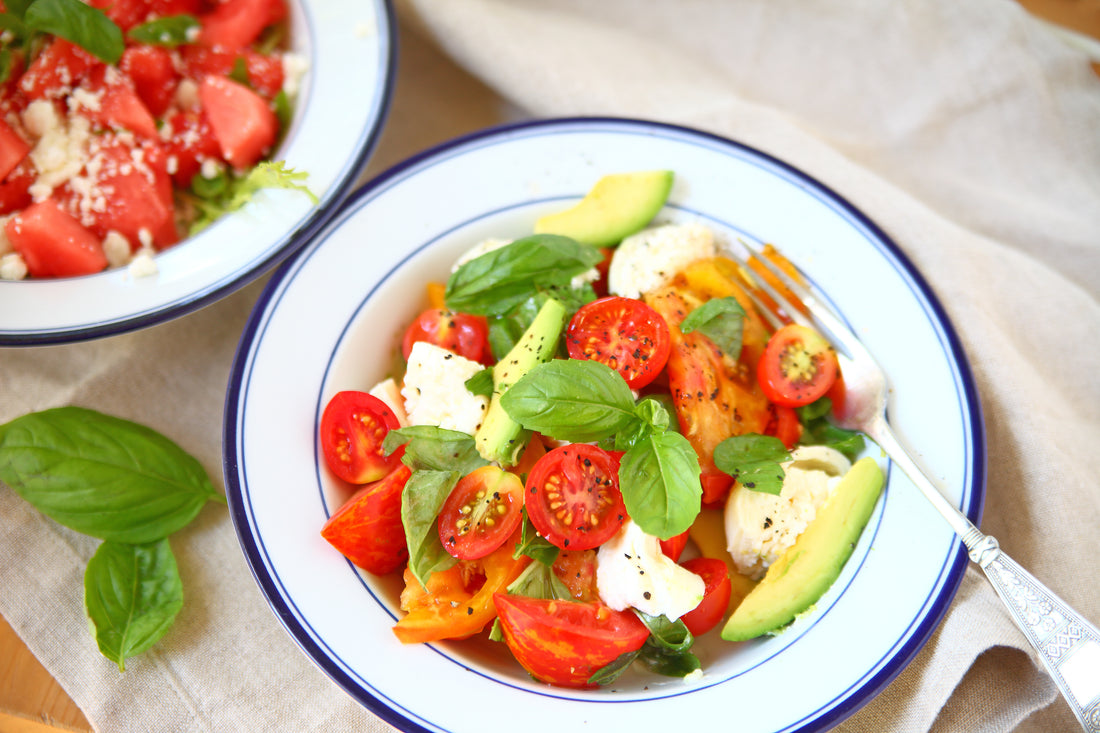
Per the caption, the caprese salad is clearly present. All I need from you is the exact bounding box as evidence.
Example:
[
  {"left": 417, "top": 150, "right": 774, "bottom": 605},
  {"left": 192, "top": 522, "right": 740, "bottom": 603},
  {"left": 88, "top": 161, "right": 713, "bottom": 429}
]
[
  {"left": 0, "top": 0, "right": 311, "bottom": 280},
  {"left": 317, "top": 171, "right": 884, "bottom": 688}
]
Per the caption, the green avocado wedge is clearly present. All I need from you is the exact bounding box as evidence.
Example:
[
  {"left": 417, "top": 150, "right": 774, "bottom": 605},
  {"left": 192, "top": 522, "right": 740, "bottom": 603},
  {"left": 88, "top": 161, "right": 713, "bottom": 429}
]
[
  {"left": 533, "top": 170, "right": 674, "bottom": 247},
  {"left": 720, "top": 457, "right": 885, "bottom": 641}
]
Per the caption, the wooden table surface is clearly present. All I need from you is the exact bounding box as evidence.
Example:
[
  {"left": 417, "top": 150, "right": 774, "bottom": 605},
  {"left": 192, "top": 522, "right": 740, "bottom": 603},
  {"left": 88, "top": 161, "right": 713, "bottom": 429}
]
[{"left": 2, "top": 4, "right": 1097, "bottom": 732}]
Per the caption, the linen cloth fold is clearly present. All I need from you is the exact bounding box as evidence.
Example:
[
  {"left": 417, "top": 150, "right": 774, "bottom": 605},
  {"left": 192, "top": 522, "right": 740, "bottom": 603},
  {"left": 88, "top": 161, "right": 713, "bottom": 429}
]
[{"left": 1, "top": 1, "right": 1097, "bottom": 731}]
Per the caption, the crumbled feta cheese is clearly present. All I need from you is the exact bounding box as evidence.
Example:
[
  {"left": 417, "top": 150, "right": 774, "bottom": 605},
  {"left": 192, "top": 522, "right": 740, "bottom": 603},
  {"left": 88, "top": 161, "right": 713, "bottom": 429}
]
[
  {"left": 401, "top": 341, "right": 489, "bottom": 435},
  {"left": 23, "top": 100, "right": 92, "bottom": 199},
  {"left": 368, "top": 377, "right": 410, "bottom": 427},
  {"left": 127, "top": 247, "right": 158, "bottom": 279},
  {"left": 174, "top": 78, "right": 200, "bottom": 110},
  {"left": 200, "top": 157, "right": 222, "bottom": 180},
  {"left": 608, "top": 223, "right": 717, "bottom": 299},
  {"left": 724, "top": 445, "right": 852, "bottom": 579},
  {"left": 102, "top": 231, "right": 132, "bottom": 268},
  {"left": 0, "top": 253, "right": 27, "bottom": 280},
  {"left": 596, "top": 520, "right": 705, "bottom": 621},
  {"left": 281, "top": 52, "right": 311, "bottom": 98}
]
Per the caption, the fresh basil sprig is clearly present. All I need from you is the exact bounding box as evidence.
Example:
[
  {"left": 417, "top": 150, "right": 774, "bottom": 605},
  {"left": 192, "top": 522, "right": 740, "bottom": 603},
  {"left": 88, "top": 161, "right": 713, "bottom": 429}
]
[
  {"left": 588, "top": 612, "right": 700, "bottom": 685},
  {"left": 384, "top": 426, "right": 489, "bottom": 587},
  {"left": 796, "top": 397, "right": 865, "bottom": 460},
  {"left": 84, "top": 538, "right": 184, "bottom": 671},
  {"left": 679, "top": 296, "right": 746, "bottom": 358},
  {"left": 444, "top": 234, "right": 602, "bottom": 317},
  {"left": 713, "top": 433, "right": 789, "bottom": 495},
  {"left": 127, "top": 14, "right": 199, "bottom": 47},
  {"left": 21, "top": 0, "right": 125, "bottom": 64},
  {"left": 501, "top": 359, "right": 701, "bottom": 539},
  {"left": 0, "top": 407, "right": 224, "bottom": 543}
]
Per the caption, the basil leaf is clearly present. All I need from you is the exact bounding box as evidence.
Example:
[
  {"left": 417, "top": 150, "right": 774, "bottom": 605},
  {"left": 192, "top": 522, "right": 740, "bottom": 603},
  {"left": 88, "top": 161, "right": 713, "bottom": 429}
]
[
  {"left": 24, "top": 0, "right": 124, "bottom": 64},
  {"left": 796, "top": 397, "right": 865, "bottom": 460},
  {"left": 513, "top": 513, "right": 559, "bottom": 565},
  {"left": 384, "top": 426, "right": 488, "bottom": 474},
  {"left": 713, "top": 434, "right": 789, "bottom": 495},
  {"left": 83, "top": 538, "right": 183, "bottom": 671},
  {"left": 505, "top": 560, "right": 572, "bottom": 601},
  {"left": 612, "top": 396, "right": 672, "bottom": 451},
  {"left": 464, "top": 368, "right": 494, "bottom": 398},
  {"left": 619, "top": 432, "right": 701, "bottom": 539},
  {"left": 0, "top": 14, "right": 28, "bottom": 40},
  {"left": 0, "top": 407, "right": 222, "bottom": 543},
  {"left": 501, "top": 360, "right": 639, "bottom": 443},
  {"left": 638, "top": 639, "right": 701, "bottom": 678},
  {"left": 0, "top": 47, "right": 13, "bottom": 87},
  {"left": 588, "top": 648, "right": 641, "bottom": 686},
  {"left": 635, "top": 611, "right": 693, "bottom": 652},
  {"left": 445, "top": 234, "right": 602, "bottom": 316},
  {"left": 127, "top": 14, "right": 199, "bottom": 47},
  {"left": 2, "top": 0, "right": 32, "bottom": 18},
  {"left": 400, "top": 469, "right": 458, "bottom": 587},
  {"left": 679, "top": 296, "right": 746, "bottom": 357}
]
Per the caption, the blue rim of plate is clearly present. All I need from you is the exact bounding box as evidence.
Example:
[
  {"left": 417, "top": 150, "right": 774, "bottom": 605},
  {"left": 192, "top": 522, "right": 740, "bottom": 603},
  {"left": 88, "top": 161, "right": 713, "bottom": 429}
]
[
  {"left": 224, "top": 116, "right": 987, "bottom": 733},
  {"left": 0, "top": 0, "right": 397, "bottom": 347}
]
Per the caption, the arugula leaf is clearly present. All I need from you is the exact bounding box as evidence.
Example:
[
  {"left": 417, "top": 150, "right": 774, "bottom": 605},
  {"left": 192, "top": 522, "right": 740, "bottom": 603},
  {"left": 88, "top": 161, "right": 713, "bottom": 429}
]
[
  {"left": 24, "top": 0, "right": 124, "bottom": 64},
  {"left": 501, "top": 359, "right": 639, "bottom": 443},
  {"left": 619, "top": 432, "right": 701, "bottom": 539},
  {"left": 400, "top": 469, "right": 458, "bottom": 588},
  {"left": 713, "top": 433, "right": 789, "bottom": 495},
  {"left": 679, "top": 296, "right": 746, "bottom": 357},
  {"left": 187, "top": 161, "right": 317, "bottom": 234},
  {"left": 796, "top": 397, "right": 865, "bottom": 460},
  {"left": 0, "top": 407, "right": 223, "bottom": 543},
  {"left": 444, "top": 234, "right": 602, "bottom": 316},
  {"left": 83, "top": 538, "right": 183, "bottom": 672},
  {"left": 126, "top": 14, "right": 199, "bottom": 47}
]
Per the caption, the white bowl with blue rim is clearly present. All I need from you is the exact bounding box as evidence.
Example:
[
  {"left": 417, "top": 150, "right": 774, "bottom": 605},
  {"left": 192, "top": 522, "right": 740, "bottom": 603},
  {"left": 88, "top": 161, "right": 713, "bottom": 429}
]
[
  {"left": 224, "top": 117, "right": 986, "bottom": 733},
  {"left": 0, "top": 0, "right": 395, "bottom": 346}
]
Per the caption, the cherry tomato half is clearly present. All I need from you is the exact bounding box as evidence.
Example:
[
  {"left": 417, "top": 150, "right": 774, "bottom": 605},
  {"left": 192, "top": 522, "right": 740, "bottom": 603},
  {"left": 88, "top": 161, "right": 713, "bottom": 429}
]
[
  {"left": 525, "top": 443, "right": 627, "bottom": 551},
  {"left": 678, "top": 557, "right": 733, "bottom": 637},
  {"left": 320, "top": 390, "right": 402, "bottom": 484},
  {"left": 493, "top": 594, "right": 650, "bottom": 688},
  {"left": 437, "top": 465, "right": 525, "bottom": 560},
  {"left": 659, "top": 529, "right": 691, "bottom": 562},
  {"left": 566, "top": 296, "right": 671, "bottom": 390},
  {"left": 402, "top": 308, "right": 491, "bottom": 364},
  {"left": 764, "top": 403, "right": 803, "bottom": 449},
  {"left": 758, "top": 324, "right": 839, "bottom": 408}
]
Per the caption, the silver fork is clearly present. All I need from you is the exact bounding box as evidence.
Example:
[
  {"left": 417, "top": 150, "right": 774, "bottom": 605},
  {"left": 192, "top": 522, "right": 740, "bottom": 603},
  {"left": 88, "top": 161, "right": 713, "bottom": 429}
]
[{"left": 724, "top": 241, "right": 1100, "bottom": 732}]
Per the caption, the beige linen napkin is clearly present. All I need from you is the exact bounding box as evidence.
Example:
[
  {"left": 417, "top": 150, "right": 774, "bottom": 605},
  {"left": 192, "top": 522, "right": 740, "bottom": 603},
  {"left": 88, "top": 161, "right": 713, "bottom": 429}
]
[{"left": 1, "top": 1, "right": 1098, "bottom": 731}]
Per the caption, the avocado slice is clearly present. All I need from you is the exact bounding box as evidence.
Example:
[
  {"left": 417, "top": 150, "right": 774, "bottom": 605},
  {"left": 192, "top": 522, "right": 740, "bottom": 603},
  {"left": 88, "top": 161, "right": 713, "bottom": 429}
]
[
  {"left": 474, "top": 298, "right": 567, "bottom": 466},
  {"left": 720, "top": 457, "right": 884, "bottom": 641},
  {"left": 533, "top": 170, "right": 674, "bottom": 247}
]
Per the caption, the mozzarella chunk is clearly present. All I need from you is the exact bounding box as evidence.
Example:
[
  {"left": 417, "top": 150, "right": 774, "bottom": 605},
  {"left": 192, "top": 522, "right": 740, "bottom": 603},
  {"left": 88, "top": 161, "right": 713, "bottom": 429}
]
[
  {"left": 607, "top": 223, "right": 717, "bottom": 299},
  {"left": 400, "top": 341, "right": 489, "bottom": 435},
  {"left": 724, "top": 445, "right": 852, "bottom": 579},
  {"left": 596, "top": 520, "right": 705, "bottom": 621},
  {"left": 369, "top": 377, "right": 410, "bottom": 427}
]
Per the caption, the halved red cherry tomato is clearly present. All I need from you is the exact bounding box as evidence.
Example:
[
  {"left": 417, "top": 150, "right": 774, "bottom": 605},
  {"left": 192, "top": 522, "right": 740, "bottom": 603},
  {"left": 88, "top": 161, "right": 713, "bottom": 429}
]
[
  {"left": 659, "top": 529, "right": 690, "bottom": 562},
  {"left": 551, "top": 550, "right": 600, "bottom": 602},
  {"left": 494, "top": 594, "right": 650, "bottom": 688},
  {"left": 525, "top": 443, "right": 627, "bottom": 551},
  {"left": 678, "top": 557, "right": 732, "bottom": 637},
  {"left": 764, "top": 404, "right": 802, "bottom": 449},
  {"left": 437, "top": 465, "right": 524, "bottom": 560},
  {"left": 401, "top": 308, "right": 491, "bottom": 364},
  {"left": 565, "top": 296, "right": 671, "bottom": 390},
  {"left": 319, "top": 390, "right": 401, "bottom": 484},
  {"left": 758, "top": 324, "right": 839, "bottom": 408},
  {"left": 321, "top": 464, "right": 410, "bottom": 575}
]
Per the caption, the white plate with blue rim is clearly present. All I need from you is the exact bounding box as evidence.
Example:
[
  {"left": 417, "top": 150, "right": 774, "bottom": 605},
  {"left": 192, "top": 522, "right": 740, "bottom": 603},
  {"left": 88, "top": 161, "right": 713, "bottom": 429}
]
[
  {"left": 224, "top": 117, "right": 985, "bottom": 733},
  {"left": 0, "top": 0, "right": 395, "bottom": 346}
]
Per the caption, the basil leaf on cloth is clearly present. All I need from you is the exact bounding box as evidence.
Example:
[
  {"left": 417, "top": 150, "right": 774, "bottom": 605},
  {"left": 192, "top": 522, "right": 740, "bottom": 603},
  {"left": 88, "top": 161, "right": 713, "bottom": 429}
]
[
  {"left": 501, "top": 359, "right": 638, "bottom": 443},
  {"left": 444, "top": 234, "right": 602, "bottom": 316},
  {"left": 0, "top": 407, "right": 223, "bottom": 543},
  {"left": 24, "top": 0, "right": 124, "bottom": 63},
  {"left": 618, "top": 431, "right": 701, "bottom": 539},
  {"left": 83, "top": 538, "right": 184, "bottom": 671},
  {"left": 678, "top": 296, "right": 746, "bottom": 358},
  {"left": 713, "top": 433, "right": 790, "bottom": 495}
]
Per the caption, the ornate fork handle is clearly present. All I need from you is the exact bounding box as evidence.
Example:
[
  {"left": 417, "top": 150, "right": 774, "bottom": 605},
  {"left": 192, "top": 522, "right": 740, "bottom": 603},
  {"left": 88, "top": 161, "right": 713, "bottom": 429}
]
[{"left": 871, "top": 416, "right": 1100, "bottom": 731}]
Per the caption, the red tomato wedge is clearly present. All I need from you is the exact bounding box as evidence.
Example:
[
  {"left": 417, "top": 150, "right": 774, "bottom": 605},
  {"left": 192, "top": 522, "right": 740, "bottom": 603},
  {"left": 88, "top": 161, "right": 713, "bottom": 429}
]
[
  {"left": 565, "top": 296, "right": 671, "bottom": 390},
  {"left": 0, "top": 118, "right": 29, "bottom": 182},
  {"left": 758, "top": 324, "right": 839, "bottom": 408},
  {"left": 319, "top": 391, "right": 402, "bottom": 485},
  {"left": 321, "top": 464, "right": 411, "bottom": 575},
  {"left": 81, "top": 66, "right": 158, "bottom": 138},
  {"left": 5, "top": 200, "right": 107, "bottom": 278},
  {"left": 402, "top": 308, "right": 491, "bottom": 364},
  {"left": 524, "top": 443, "right": 627, "bottom": 551},
  {"left": 493, "top": 595, "right": 650, "bottom": 688},
  {"left": 678, "top": 557, "right": 732, "bottom": 637},
  {"left": 764, "top": 404, "right": 802, "bottom": 449},
  {"left": 120, "top": 46, "right": 179, "bottom": 118},
  {"left": 659, "top": 529, "right": 690, "bottom": 562},
  {"left": 199, "top": 75, "right": 277, "bottom": 169},
  {"left": 437, "top": 465, "right": 524, "bottom": 560}
]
